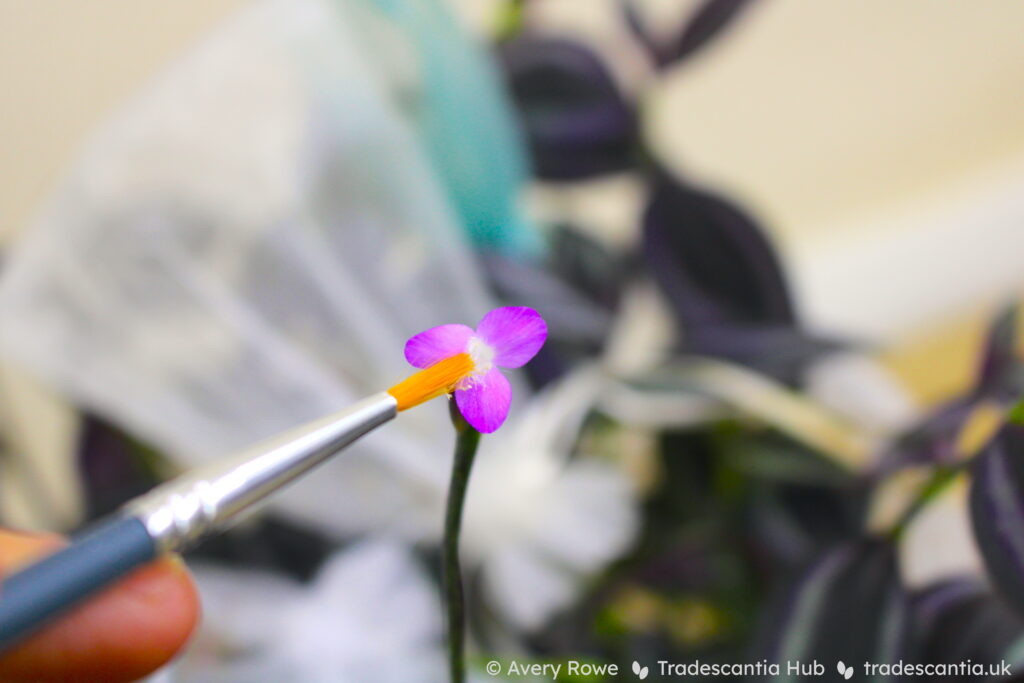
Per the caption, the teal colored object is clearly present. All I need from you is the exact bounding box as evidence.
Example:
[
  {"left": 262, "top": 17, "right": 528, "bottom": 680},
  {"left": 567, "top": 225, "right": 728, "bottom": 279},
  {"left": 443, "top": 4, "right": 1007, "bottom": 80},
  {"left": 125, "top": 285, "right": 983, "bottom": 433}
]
[{"left": 361, "top": 0, "right": 541, "bottom": 257}]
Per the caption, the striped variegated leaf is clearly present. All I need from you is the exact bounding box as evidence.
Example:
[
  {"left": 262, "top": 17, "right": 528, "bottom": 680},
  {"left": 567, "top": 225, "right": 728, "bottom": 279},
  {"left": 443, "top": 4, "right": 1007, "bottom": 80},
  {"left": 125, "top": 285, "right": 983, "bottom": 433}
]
[
  {"left": 756, "top": 540, "right": 908, "bottom": 681},
  {"left": 910, "top": 578, "right": 1024, "bottom": 676},
  {"left": 970, "top": 424, "right": 1024, "bottom": 618}
]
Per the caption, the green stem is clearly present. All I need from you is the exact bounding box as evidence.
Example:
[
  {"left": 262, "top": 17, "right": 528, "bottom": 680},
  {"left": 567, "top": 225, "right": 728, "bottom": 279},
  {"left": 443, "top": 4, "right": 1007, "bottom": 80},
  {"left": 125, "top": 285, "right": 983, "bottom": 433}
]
[
  {"left": 886, "top": 461, "right": 970, "bottom": 541},
  {"left": 444, "top": 400, "right": 481, "bottom": 683}
]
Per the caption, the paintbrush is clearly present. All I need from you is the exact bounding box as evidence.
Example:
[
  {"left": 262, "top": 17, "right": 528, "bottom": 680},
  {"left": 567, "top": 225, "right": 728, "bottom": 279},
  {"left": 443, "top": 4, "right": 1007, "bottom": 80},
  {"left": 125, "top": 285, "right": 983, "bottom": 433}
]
[{"left": 0, "top": 353, "right": 474, "bottom": 650}]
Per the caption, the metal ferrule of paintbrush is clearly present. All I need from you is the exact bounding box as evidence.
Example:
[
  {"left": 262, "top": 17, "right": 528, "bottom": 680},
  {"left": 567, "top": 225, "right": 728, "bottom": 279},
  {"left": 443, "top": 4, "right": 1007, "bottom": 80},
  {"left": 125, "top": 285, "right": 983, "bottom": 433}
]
[{"left": 125, "top": 391, "right": 398, "bottom": 553}]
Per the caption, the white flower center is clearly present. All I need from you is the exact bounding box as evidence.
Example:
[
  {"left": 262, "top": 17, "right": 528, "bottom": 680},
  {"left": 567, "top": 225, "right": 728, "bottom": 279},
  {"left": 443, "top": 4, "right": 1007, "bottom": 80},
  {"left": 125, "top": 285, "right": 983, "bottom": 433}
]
[{"left": 467, "top": 336, "right": 496, "bottom": 375}]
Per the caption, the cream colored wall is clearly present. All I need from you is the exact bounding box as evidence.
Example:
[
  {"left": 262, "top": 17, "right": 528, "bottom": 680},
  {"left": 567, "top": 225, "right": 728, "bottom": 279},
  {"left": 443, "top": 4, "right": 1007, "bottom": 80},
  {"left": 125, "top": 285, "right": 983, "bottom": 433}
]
[
  {"left": 648, "top": 0, "right": 1024, "bottom": 243},
  {"left": 0, "top": 0, "right": 244, "bottom": 246}
]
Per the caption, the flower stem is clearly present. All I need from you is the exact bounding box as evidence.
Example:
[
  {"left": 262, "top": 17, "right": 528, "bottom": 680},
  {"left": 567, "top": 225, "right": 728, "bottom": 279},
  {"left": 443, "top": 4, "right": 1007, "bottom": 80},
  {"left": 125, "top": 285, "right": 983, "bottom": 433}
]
[
  {"left": 886, "top": 461, "right": 969, "bottom": 542},
  {"left": 444, "top": 399, "right": 481, "bottom": 683}
]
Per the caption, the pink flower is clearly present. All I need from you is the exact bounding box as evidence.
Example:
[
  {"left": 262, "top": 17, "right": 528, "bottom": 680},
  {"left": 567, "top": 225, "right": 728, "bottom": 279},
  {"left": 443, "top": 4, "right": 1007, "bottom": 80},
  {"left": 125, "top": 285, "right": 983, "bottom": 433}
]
[{"left": 403, "top": 307, "right": 548, "bottom": 433}]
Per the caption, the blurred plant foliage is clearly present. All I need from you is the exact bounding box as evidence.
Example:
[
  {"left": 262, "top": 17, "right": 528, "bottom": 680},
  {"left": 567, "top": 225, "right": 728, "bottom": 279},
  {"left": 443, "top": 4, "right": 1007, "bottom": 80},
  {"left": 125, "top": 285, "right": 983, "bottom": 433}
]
[{"left": 477, "top": 0, "right": 1024, "bottom": 679}]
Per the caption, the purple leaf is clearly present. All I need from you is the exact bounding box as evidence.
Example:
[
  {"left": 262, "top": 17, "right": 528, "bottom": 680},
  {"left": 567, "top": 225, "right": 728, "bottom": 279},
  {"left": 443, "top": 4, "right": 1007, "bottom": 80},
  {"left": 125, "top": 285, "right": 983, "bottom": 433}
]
[
  {"left": 974, "top": 302, "right": 1022, "bottom": 399},
  {"left": 969, "top": 424, "right": 1024, "bottom": 619},
  {"left": 622, "top": 0, "right": 756, "bottom": 69},
  {"left": 910, "top": 578, "right": 1024, "bottom": 670},
  {"left": 874, "top": 398, "right": 974, "bottom": 475},
  {"left": 642, "top": 175, "right": 841, "bottom": 381},
  {"left": 878, "top": 303, "right": 1020, "bottom": 474},
  {"left": 756, "top": 540, "right": 909, "bottom": 671},
  {"left": 643, "top": 176, "right": 795, "bottom": 327},
  {"left": 687, "top": 324, "right": 844, "bottom": 384},
  {"left": 499, "top": 37, "right": 637, "bottom": 180},
  {"left": 672, "top": 0, "right": 755, "bottom": 65}
]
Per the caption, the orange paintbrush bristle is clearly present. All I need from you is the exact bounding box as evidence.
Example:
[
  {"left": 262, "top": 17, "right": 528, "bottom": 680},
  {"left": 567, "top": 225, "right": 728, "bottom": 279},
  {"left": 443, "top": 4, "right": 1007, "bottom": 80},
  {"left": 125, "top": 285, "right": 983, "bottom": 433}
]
[{"left": 387, "top": 353, "right": 475, "bottom": 411}]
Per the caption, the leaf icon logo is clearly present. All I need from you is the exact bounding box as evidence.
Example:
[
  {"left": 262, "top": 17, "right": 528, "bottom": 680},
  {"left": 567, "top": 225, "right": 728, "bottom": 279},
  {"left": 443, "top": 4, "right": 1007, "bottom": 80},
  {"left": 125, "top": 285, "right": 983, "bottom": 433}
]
[
  {"left": 837, "top": 661, "right": 853, "bottom": 679},
  {"left": 632, "top": 661, "right": 649, "bottom": 679}
]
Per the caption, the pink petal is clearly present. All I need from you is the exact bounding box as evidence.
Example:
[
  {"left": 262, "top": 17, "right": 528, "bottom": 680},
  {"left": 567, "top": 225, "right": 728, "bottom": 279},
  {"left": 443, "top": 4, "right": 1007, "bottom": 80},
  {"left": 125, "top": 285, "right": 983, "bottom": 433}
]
[
  {"left": 475, "top": 307, "right": 548, "bottom": 369},
  {"left": 455, "top": 368, "right": 512, "bottom": 433},
  {"left": 404, "top": 324, "right": 474, "bottom": 368}
]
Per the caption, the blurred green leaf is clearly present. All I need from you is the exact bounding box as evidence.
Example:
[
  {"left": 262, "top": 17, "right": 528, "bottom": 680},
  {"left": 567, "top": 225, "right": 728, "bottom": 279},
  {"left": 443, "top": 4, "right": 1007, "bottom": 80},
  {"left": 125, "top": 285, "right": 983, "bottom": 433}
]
[
  {"left": 1008, "top": 399, "right": 1024, "bottom": 425},
  {"left": 721, "top": 437, "right": 851, "bottom": 488}
]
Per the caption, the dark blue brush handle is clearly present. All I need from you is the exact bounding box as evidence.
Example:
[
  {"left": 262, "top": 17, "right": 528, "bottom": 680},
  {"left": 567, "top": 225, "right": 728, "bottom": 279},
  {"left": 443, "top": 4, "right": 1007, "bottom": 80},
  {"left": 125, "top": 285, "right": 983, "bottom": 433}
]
[{"left": 0, "top": 516, "right": 157, "bottom": 651}]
